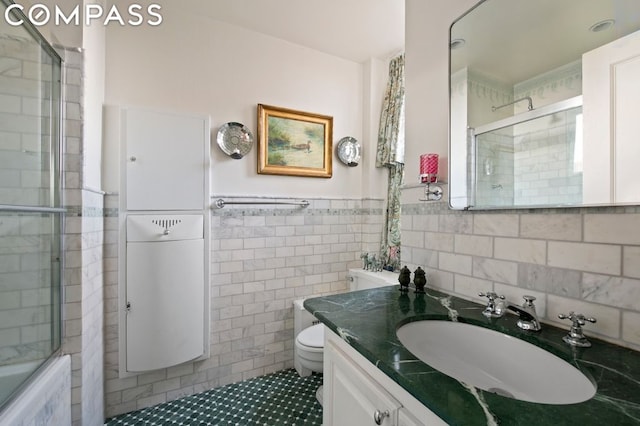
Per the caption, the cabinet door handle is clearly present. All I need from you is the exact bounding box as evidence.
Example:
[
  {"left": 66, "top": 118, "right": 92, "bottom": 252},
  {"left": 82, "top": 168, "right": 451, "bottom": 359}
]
[{"left": 374, "top": 409, "right": 390, "bottom": 425}]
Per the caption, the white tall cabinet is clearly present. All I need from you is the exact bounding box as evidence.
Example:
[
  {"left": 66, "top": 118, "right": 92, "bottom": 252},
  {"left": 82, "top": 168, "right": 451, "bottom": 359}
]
[
  {"left": 583, "top": 30, "right": 640, "bottom": 204},
  {"left": 118, "top": 107, "right": 211, "bottom": 375}
]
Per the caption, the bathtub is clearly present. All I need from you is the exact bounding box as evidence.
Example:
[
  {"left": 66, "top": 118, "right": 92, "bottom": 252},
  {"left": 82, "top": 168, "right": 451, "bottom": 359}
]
[
  {"left": 0, "top": 356, "right": 70, "bottom": 425},
  {"left": 0, "top": 361, "right": 42, "bottom": 406}
]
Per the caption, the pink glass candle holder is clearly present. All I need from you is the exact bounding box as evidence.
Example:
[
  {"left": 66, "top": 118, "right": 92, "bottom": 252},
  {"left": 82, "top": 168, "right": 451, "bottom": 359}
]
[{"left": 420, "top": 154, "right": 438, "bottom": 183}]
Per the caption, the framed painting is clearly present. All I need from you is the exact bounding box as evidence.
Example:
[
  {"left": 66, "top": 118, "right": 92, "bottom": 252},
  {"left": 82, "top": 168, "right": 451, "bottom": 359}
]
[{"left": 257, "top": 104, "right": 333, "bottom": 178}]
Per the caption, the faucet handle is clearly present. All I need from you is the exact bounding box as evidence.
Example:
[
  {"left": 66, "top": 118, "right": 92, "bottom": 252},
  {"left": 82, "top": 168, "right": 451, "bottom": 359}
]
[
  {"left": 558, "top": 312, "right": 597, "bottom": 347},
  {"left": 478, "top": 292, "right": 505, "bottom": 318},
  {"left": 478, "top": 291, "right": 505, "bottom": 302},
  {"left": 558, "top": 312, "right": 597, "bottom": 325},
  {"left": 522, "top": 295, "right": 536, "bottom": 307}
]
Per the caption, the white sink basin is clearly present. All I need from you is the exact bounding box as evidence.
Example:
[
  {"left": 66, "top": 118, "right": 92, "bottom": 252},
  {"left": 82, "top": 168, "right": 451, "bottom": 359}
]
[{"left": 396, "top": 320, "right": 596, "bottom": 404}]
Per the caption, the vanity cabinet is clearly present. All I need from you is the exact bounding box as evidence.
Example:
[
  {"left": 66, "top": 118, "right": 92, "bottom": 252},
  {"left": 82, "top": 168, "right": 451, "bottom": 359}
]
[{"left": 323, "top": 328, "right": 446, "bottom": 426}]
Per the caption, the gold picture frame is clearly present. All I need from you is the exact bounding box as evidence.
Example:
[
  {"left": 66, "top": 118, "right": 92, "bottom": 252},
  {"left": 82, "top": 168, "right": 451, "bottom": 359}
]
[{"left": 257, "top": 104, "right": 333, "bottom": 178}]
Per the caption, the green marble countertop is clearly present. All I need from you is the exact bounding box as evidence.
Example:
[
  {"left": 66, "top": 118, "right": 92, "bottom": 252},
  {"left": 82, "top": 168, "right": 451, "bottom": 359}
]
[{"left": 304, "top": 286, "right": 640, "bottom": 425}]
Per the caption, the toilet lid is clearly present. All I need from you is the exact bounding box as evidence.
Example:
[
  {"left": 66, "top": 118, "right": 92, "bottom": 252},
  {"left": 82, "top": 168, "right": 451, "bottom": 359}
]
[{"left": 298, "top": 324, "right": 325, "bottom": 348}]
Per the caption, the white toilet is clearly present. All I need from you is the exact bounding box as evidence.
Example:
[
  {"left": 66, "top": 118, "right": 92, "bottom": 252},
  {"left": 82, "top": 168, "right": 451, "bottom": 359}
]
[
  {"left": 293, "top": 269, "right": 399, "bottom": 403},
  {"left": 293, "top": 300, "right": 325, "bottom": 376}
]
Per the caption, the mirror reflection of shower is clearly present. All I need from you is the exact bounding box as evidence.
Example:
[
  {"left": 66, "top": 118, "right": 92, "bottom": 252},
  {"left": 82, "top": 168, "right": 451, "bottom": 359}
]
[{"left": 473, "top": 98, "right": 583, "bottom": 208}]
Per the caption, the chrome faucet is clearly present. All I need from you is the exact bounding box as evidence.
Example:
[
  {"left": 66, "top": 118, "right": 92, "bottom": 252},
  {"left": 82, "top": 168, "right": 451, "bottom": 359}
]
[{"left": 506, "top": 295, "right": 541, "bottom": 331}]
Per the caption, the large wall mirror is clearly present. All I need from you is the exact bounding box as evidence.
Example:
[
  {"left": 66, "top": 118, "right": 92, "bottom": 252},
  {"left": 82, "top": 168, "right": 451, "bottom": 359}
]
[{"left": 449, "top": 0, "right": 640, "bottom": 210}]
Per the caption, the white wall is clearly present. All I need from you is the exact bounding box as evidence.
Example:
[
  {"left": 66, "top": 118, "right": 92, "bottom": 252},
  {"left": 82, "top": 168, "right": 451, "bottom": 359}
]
[
  {"left": 404, "top": 0, "right": 478, "bottom": 191},
  {"left": 82, "top": 13, "right": 106, "bottom": 191},
  {"left": 103, "top": 3, "right": 387, "bottom": 200},
  {"left": 361, "top": 57, "right": 389, "bottom": 199}
]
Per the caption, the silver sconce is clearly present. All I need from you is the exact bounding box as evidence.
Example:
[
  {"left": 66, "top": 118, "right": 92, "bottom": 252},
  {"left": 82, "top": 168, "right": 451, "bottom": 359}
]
[
  {"left": 419, "top": 153, "right": 443, "bottom": 201},
  {"left": 420, "top": 176, "right": 443, "bottom": 201}
]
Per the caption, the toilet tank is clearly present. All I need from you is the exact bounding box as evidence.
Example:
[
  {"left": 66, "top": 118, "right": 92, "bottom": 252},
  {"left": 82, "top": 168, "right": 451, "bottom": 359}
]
[
  {"left": 348, "top": 268, "right": 399, "bottom": 291},
  {"left": 293, "top": 299, "right": 320, "bottom": 339}
]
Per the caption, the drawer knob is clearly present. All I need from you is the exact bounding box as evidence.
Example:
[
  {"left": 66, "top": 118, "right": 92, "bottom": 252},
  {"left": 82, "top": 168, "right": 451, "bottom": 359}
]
[{"left": 374, "top": 409, "right": 390, "bottom": 425}]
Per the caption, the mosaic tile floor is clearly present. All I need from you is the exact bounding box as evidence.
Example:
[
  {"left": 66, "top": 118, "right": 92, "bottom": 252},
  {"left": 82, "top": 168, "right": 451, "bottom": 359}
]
[{"left": 105, "top": 369, "right": 323, "bottom": 425}]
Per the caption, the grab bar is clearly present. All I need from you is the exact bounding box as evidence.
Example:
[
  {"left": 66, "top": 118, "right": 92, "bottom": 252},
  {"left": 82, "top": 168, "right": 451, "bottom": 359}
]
[{"left": 214, "top": 199, "right": 309, "bottom": 209}]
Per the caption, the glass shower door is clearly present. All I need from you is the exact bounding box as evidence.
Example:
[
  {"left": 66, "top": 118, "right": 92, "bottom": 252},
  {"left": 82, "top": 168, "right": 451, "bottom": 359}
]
[{"left": 0, "top": 1, "right": 63, "bottom": 410}]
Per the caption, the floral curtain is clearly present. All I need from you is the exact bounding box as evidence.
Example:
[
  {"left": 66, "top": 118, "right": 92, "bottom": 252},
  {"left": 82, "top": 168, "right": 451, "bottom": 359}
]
[{"left": 376, "top": 54, "right": 405, "bottom": 271}]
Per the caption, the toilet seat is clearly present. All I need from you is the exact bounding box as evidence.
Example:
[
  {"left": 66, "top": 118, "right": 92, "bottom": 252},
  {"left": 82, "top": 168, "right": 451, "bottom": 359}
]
[{"left": 297, "top": 323, "right": 324, "bottom": 348}]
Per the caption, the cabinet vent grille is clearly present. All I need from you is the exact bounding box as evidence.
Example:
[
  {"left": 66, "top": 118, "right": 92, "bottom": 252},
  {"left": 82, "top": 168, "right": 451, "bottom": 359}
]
[{"left": 151, "top": 219, "right": 182, "bottom": 230}]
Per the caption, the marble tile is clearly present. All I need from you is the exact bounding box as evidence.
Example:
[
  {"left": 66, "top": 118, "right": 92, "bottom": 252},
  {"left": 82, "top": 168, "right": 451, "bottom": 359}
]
[
  {"left": 472, "top": 257, "right": 518, "bottom": 285},
  {"left": 520, "top": 213, "right": 582, "bottom": 241},
  {"left": 402, "top": 230, "right": 425, "bottom": 248},
  {"left": 439, "top": 214, "right": 473, "bottom": 234},
  {"left": 426, "top": 270, "right": 454, "bottom": 292},
  {"left": 454, "top": 234, "right": 493, "bottom": 257},
  {"left": 408, "top": 247, "right": 438, "bottom": 269},
  {"left": 412, "top": 214, "right": 439, "bottom": 232},
  {"left": 623, "top": 246, "right": 640, "bottom": 279},
  {"left": 518, "top": 263, "right": 581, "bottom": 298},
  {"left": 494, "top": 237, "right": 546, "bottom": 264},
  {"left": 582, "top": 273, "right": 640, "bottom": 311},
  {"left": 439, "top": 253, "right": 472, "bottom": 275},
  {"left": 424, "top": 232, "right": 454, "bottom": 252},
  {"left": 585, "top": 214, "right": 640, "bottom": 245},
  {"left": 473, "top": 213, "right": 519, "bottom": 237},
  {"left": 400, "top": 214, "right": 413, "bottom": 231},
  {"left": 453, "top": 274, "right": 493, "bottom": 302},
  {"left": 548, "top": 241, "right": 621, "bottom": 275}
]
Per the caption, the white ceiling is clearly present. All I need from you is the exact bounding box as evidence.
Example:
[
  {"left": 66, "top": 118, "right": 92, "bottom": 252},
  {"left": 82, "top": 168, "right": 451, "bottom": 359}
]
[
  {"left": 451, "top": 0, "right": 640, "bottom": 85},
  {"left": 190, "top": 0, "right": 405, "bottom": 63}
]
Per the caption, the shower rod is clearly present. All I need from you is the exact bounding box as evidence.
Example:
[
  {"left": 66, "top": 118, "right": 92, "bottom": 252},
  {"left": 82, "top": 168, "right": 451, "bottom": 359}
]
[
  {"left": 214, "top": 198, "right": 310, "bottom": 209},
  {"left": 492, "top": 96, "right": 533, "bottom": 112}
]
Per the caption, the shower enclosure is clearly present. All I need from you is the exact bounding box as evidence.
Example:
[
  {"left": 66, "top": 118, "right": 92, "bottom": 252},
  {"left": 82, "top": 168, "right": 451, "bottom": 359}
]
[
  {"left": 0, "top": 1, "right": 63, "bottom": 411},
  {"left": 470, "top": 96, "right": 583, "bottom": 208}
]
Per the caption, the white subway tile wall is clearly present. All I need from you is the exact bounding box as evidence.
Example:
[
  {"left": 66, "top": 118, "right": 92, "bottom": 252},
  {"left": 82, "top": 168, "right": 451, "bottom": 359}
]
[
  {"left": 401, "top": 202, "right": 640, "bottom": 350},
  {"left": 103, "top": 197, "right": 383, "bottom": 417},
  {"left": 59, "top": 48, "right": 105, "bottom": 426}
]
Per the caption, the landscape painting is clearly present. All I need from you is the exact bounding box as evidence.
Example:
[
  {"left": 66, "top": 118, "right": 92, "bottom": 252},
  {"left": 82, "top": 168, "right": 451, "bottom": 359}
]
[{"left": 257, "top": 104, "right": 333, "bottom": 178}]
